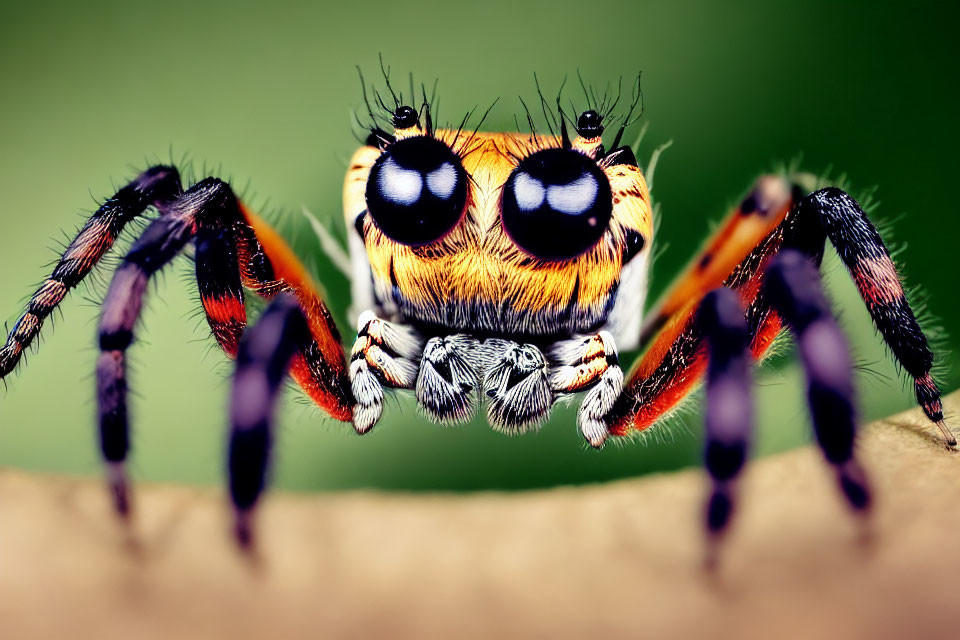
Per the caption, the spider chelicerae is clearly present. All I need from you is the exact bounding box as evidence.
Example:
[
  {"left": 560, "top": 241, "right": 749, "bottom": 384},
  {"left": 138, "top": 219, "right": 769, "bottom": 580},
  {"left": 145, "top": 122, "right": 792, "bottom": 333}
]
[{"left": 0, "top": 74, "right": 953, "bottom": 559}]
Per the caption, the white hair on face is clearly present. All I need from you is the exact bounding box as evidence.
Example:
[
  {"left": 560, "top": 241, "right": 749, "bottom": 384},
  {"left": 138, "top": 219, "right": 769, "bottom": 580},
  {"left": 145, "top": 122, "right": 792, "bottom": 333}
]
[
  {"left": 379, "top": 157, "right": 422, "bottom": 205},
  {"left": 425, "top": 162, "right": 457, "bottom": 199},
  {"left": 546, "top": 174, "right": 598, "bottom": 215},
  {"left": 513, "top": 171, "right": 545, "bottom": 211}
]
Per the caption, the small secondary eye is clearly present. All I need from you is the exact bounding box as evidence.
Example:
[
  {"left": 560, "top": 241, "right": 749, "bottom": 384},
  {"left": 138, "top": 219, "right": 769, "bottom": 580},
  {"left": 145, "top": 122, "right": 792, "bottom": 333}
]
[
  {"left": 365, "top": 136, "right": 468, "bottom": 246},
  {"left": 501, "top": 148, "right": 613, "bottom": 260},
  {"left": 392, "top": 105, "right": 419, "bottom": 129},
  {"left": 576, "top": 110, "right": 604, "bottom": 138}
]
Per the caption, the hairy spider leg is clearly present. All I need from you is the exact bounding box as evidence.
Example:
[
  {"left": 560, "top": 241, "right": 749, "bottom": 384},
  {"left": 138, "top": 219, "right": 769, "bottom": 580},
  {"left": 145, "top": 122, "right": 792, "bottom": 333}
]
[
  {"left": 696, "top": 288, "right": 753, "bottom": 565},
  {"left": 94, "top": 174, "right": 351, "bottom": 515},
  {"left": 698, "top": 249, "right": 870, "bottom": 562},
  {"left": 610, "top": 183, "right": 950, "bottom": 446},
  {"left": 639, "top": 175, "right": 799, "bottom": 348},
  {"left": 235, "top": 206, "right": 353, "bottom": 421},
  {"left": 763, "top": 250, "right": 870, "bottom": 511},
  {"left": 228, "top": 293, "right": 308, "bottom": 547},
  {"left": 604, "top": 183, "right": 950, "bottom": 544},
  {"left": 0, "top": 166, "right": 182, "bottom": 380}
]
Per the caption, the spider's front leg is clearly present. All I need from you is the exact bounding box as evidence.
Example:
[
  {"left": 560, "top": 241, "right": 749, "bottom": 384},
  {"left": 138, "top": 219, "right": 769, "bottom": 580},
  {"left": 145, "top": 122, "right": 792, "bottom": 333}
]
[
  {"left": 548, "top": 331, "right": 623, "bottom": 448},
  {"left": 349, "top": 311, "right": 424, "bottom": 433}
]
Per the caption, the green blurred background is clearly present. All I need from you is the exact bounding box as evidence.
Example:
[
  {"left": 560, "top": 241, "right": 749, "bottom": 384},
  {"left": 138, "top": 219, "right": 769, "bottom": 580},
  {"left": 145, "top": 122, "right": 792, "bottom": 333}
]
[{"left": 0, "top": 0, "right": 956, "bottom": 493}]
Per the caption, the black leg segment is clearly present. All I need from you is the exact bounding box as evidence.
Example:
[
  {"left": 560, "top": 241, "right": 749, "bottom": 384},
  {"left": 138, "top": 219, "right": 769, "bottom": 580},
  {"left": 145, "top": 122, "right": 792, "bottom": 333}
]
[
  {"left": 1, "top": 166, "right": 181, "bottom": 380},
  {"left": 196, "top": 225, "right": 247, "bottom": 357},
  {"left": 228, "top": 293, "right": 309, "bottom": 547},
  {"left": 697, "top": 287, "right": 753, "bottom": 557},
  {"left": 763, "top": 249, "right": 870, "bottom": 512},
  {"left": 96, "top": 178, "right": 240, "bottom": 514},
  {"left": 792, "top": 188, "right": 953, "bottom": 446}
]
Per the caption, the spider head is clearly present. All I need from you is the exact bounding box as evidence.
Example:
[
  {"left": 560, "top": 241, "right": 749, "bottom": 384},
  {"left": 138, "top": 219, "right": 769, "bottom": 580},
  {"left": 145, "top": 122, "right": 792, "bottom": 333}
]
[{"left": 344, "top": 102, "right": 652, "bottom": 338}]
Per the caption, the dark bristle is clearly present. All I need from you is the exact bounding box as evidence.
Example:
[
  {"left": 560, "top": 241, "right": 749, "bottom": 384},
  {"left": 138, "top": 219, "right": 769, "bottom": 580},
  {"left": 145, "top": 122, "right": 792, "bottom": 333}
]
[
  {"left": 609, "top": 72, "right": 644, "bottom": 151},
  {"left": 533, "top": 73, "right": 559, "bottom": 137},
  {"left": 421, "top": 84, "right": 433, "bottom": 137},
  {"left": 518, "top": 95, "right": 540, "bottom": 146},
  {"left": 378, "top": 52, "right": 401, "bottom": 109},
  {"left": 559, "top": 116, "right": 571, "bottom": 149}
]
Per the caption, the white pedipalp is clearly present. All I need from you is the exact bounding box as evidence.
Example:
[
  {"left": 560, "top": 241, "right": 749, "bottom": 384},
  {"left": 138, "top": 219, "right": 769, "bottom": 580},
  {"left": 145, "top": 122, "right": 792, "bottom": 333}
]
[
  {"left": 346, "top": 231, "right": 373, "bottom": 326},
  {"left": 603, "top": 249, "right": 649, "bottom": 352}
]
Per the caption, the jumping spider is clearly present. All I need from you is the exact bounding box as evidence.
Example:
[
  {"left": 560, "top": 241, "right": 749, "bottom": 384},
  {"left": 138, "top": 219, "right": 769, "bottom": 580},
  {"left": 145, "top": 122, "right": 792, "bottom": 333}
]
[{"left": 1, "top": 76, "right": 953, "bottom": 558}]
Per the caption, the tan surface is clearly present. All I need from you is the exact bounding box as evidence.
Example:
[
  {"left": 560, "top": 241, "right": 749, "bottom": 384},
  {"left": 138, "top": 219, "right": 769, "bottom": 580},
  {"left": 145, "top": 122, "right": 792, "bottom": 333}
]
[{"left": 1, "top": 394, "right": 959, "bottom": 640}]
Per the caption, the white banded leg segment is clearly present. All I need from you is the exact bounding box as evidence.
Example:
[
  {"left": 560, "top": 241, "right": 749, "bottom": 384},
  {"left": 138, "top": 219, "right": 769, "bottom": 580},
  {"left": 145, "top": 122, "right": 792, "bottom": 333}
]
[
  {"left": 349, "top": 311, "right": 423, "bottom": 434},
  {"left": 350, "top": 358, "right": 384, "bottom": 435},
  {"left": 549, "top": 331, "right": 622, "bottom": 448},
  {"left": 416, "top": 335, "right": 483, "bottom": 424},
  {"left": 482, "top": 339, "right": 554, "bottom": 434}
]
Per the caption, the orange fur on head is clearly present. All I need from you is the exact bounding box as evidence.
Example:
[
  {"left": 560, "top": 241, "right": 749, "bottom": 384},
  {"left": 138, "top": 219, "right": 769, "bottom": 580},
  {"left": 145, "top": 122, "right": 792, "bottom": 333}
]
[{"left": 343, "top": 129, "right": 653, "bottom": 338}]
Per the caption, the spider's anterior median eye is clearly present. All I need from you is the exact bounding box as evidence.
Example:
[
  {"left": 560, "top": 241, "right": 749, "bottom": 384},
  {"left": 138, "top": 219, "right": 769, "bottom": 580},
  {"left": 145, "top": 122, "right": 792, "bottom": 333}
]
[
  {"left": 365, "top": 136, "right": 468, "bottom": 246},
  {"left": 501, "top": 148, "right": 613, "bottom": 260}
]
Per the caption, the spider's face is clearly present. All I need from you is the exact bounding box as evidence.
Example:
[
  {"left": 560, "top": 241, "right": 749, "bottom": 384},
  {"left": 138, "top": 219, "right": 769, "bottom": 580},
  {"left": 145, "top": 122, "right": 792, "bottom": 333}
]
[{"left": 343, "top": 109, "right": 652, "bottom": 339}]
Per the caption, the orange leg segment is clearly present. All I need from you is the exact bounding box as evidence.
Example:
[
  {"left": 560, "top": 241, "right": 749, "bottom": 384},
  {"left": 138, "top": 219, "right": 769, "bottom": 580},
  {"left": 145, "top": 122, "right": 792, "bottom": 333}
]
[
  {"left": 194, "top": 204, "right": 352, "bottom": 422},
  {"left": 609, "top": 176, "right": 799, "bottom": 435},
  {"left": 235, "top": 207, "right": 352, "bottom": 422},
  {"left": 639, "top": 175, "right": 799, "bottom": 348},
  {"left": 91, "top": 175, "right": 353, "bottom": 514},
  {"left": 607, "top": 177, "right": 948, "bottom": 444}
]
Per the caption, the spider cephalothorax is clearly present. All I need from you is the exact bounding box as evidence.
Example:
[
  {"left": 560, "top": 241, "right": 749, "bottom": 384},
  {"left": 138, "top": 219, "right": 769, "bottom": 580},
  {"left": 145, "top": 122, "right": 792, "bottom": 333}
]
[
  {"left": 0, "top": 74, "right": 954, "bottom": 560},
  {"left": 347, "top": 108, "right": 651, "bottom": 341}
]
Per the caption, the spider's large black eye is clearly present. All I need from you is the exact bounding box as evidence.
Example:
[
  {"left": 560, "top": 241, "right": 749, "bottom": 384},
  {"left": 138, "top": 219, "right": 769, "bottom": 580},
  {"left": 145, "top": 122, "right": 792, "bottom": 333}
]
[
  {"left": 365, "top": 136, "right": 468, "bottom": 246},
  {"left": 501, "top": 148, "right": 613, "bottom": 260}
]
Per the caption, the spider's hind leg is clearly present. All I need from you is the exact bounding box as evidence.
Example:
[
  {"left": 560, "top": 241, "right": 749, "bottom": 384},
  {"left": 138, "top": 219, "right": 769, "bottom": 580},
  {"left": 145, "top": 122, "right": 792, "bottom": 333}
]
[{"left": 612, "top": 181, "right": 954, "bottom": 447}]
